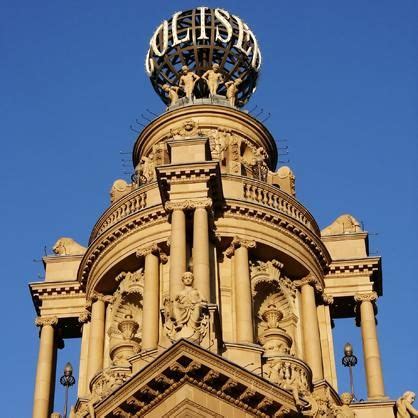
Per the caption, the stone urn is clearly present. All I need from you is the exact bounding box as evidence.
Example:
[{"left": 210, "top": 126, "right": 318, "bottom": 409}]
[{"left": 110, "top": 311, "right": 140, "bottom": 367}]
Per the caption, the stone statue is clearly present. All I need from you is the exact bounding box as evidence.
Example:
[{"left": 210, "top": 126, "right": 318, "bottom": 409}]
[
  {"left": 202, "top": 63, "right": 224, "bottom": 96},
  {"left": 331, "top": 392, "right": 356, "bottom": 418},
  {"left": 172, "top": 272, "right": 206, "bottom": 341},
  {"left": 162, "top": 84, "right": 181, "bottom": 106},
  {"left": 133, "top": 155, "right": 155, "bottom": 185},
  {"left": 179, "top": 65, "right": 199, "bottom": 100},
  {"left": 110, "top": 179, "right": 133, "bottom": 203},
  {"left": 52, "top": 237, "right": 86, "bottom": 256},
  {"left": 225, "top": 77, "right": 242, "bottom": 106},
  {"left": 321, "top": 214, "right": 362, "bottom": 236},
  {"left": 396, "top": 391, "right": 418, "bottom": 418}
]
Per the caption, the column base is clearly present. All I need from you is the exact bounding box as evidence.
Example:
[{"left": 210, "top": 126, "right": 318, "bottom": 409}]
[{"left": 223, "top": 342, "right": 264, "bottom": 374}]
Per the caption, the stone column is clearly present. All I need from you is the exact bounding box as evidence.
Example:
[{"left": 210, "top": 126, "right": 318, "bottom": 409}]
[
  {"left": 193, "top": 199, "right": 212, "bottom": 302},
  {"left": 77, "top": 310, "right": 90, "bottom": 398},
  {"left": 295, "top": 276, "right": 324, "bottom": 381},
  {"left": 86, "top": 293, "right": 106, "bottom": 388},
  {"left": 355, "top": 292, "right": 385, "bottom": 399},
  {"left": 137, "top": 244, "right": 167, "bottom": 351},
  {"left": 103, "top": 301, "right": 112, "bottom": 369},
  {"left": 33, "top": 316, "right": 58, "bottom": 418},
  {"left": 226, "top": 237, "right": 256, "bottom": 344},
  {"left": 166, "top": 202, "right": 187, "bottom": 300}
]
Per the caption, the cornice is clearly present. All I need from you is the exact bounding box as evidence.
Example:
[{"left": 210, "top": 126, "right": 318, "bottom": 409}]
[
  {"left": 326, "top": 257, "right": 381, "bottom": 276},
  {"left": 78, "top": 204, "right": 167, "bottom": 289}
]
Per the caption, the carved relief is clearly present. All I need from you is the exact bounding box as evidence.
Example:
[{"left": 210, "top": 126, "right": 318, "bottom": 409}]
[
  {"left": 242, "top": 145, "right": 269, "bottom": 181},
  {"left": 132, "top": 155, "right": 155, "bottom": 186},
  {"left": 169, "top": 119, "right": 203, "bottom": 139},
  {"left": 163, "top": 272, "right": 208, "bottom": 343},
  {"left": 269, "top": 166, "right": 296, "bottom": 196},
  {"left": 110, "top": 179, "right": 134, "bottom": 203},
  {"left": 108, "top": 269, "right": 144, "bottom": 366},
  {"left": 396, "top": 391, "right": 418, "bottom": 418},
  {"left": 264, "top": 357, "right": 311, "bottom": 408}
]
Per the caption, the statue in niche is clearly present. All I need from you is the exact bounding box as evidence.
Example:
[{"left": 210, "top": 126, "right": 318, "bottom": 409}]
[
  {"left": 202, "top": 63, "right": 224, "bottom": 96},
  {"left": 179, "top": 65, "right": 199, "bottom": 100},
  {"left": 164, "top": 272, "right": 208, "bottom": 342},
  {"left": 162, "top": 83, "right": 181, "bottom": 106},
  {"left": 396, "top": 391, "right": 418, "bottom": 418},
  {"left": 225, "top": 77, "right": 242, "bottom": 106}
]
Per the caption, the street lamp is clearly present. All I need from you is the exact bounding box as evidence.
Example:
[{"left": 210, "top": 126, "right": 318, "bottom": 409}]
[
  {"left": 342, "top": 342, "right": 357, "bottom": 398},
  {"left": 59, "top": 362, "right": 76, "bottom": 418}
]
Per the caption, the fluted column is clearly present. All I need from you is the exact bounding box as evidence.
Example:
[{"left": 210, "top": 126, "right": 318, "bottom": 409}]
[
  {"left": 193, "top": 199, "right": 212, "bottom": 302},
  {"left": 355, "top": 292, "right": 385, "bottom": 399},
  {"left": 137, "top": 244, "right": 167, "bottom": 351},
  {"left": 86, "top": 293, "right": 106, "bottom": 388},
  {"left": 295, "top": 276, "right": 324, "bottom": 381},
  {"left": 166, "top": 202, "right": 187, "bottom": 300},
  {"left": 33, "top": 316, "right": 58, "bottom": 418},
  {"left": 77, "top": 310, "right": 90, "bottom": 398},
  {"left": 226, "top": 237, "right": 256, "bottom": 344}
]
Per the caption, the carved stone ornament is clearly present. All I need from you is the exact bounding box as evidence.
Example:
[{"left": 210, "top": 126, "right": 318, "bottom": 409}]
[
  {"left": 354, "top": 291, "right": 378, "bottom": 303},
  {"left": 169, "top": 119, "right": 203, "bottom": 139},
  {"left": 109, "top": 179, "right": 133, "bottom": 203},
  {"left": 78, "top": 310, "right": 91, "bottom": 324},
  {"left": 396, "top": 391, "right": 418, "bottom": 418},
  {"left": 136, "top": 243, "right": 168, "bottom": 263},
  {"left": 322, "top": 293, "right": 334, "bottom": 305},
  {"left": 294, "top": 276, "right": 324, "bottom": 293},
  {"left": 52, "top": 237, "right": 86, "bottom": 256},
  {"left": 163, "top": 272, "right": 208, "bottom": 343},
  {"left": 264, "top": 356, "right": 311, "bottom": 408},
  {"left": 132, "top": 154, "right": 155, "bottom": 186},
  {"left": 241, "top": 145, "right": 269, "bottom": 181},
  {"left": 108, "top": 268, "right": 144, "bottom": 366},
  {"left": 250, "top": 259, "right": 284, "bottom": 293},
  {"left": 224, "top": 236, "right": 256, "bottom": 257},
  {"left": 165, "top": 198, "right": 212, "bottom": 212},
  {"left": 35, "top": 316, "right": 58, "bottom": 327}
]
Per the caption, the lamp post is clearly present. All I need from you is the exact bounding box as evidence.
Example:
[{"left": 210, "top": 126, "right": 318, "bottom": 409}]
[
  {"left": 342, "top": 342, "right": 357, "bottom": 398},
  {"left": 59, "top": 362, "right": 76, "bottom": 418}
]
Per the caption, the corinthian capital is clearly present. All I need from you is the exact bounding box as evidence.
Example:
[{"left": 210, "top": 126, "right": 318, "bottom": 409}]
[
  {"left": 354, "top": 291, "right": 378, "bottom": 303},
  {"left": 294, "top": 276, "right": 323, "bottom": 293},
  {"left": 78, "top": 310, "right": 91, "bottom": 324},
  {"left": 88, "top": 291, "right": 108, "bottom": 303},
  {"left": 136, "top": 243, "right": 168, "bottom": 264},
  {"left": 224, "top": 236, "right": 256, "bottom": 257},
  {"left": 35, "top": 316, "right": 58, "bottom": 328},
  {"left": 322, "top": 293, "right": 334, "bottom": 305}
]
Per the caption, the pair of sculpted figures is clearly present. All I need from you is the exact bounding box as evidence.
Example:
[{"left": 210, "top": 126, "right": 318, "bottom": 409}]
[{"left": 162, "top": 64, "right": 242, "bottom": 107}]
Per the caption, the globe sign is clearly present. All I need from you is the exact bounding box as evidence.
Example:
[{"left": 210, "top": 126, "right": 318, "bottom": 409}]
[{"left": 145, "top": 7, "right": 262, "bottom": 107}]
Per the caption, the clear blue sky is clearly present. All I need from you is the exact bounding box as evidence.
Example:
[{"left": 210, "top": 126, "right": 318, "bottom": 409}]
[{"left": 1, "top": 1, "right": 417, "bottom": 416}]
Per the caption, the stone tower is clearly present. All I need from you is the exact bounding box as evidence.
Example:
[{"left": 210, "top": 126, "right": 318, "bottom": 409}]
[{"left": 30, "top": 7, "right": 412, "bottom": 418}]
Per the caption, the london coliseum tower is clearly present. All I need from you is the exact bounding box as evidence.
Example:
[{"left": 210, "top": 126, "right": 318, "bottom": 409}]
[{"left": 30, "top": 7, "right": 414, "bottom": 418}]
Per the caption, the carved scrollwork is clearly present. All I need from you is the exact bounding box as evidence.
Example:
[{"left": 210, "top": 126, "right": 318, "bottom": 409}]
[
  {"left": 35, "top": 316, "right": 58, "bottom": 328},
  {"left": 165, "top": 198, "right": 212, "bottom": 212},
  {"left": 90, "top": 367, "right": 131, "bottom": 404},
  {"left": 224, "top": 236, "right": 256, "bottom": 257},
  {"left": 294, "top": 276, "right": 324, "bottom": 293},
  {"left": 354, "top": 291, "right": 377, "bottom": 303}
]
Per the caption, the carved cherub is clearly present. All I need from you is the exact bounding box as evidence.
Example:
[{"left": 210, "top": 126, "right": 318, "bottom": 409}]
[
  {"left": 225, "top": 77, "right": 242, "bottom": 106},
  {"left": 179, "top": 65, "right": 199, "bottom": 100},
  {"left": 162, "top": 83, "right": 181, "bottom": 106},
  {"left": 202, "top": 63, "right": 224, "bottom": 96},
  {"left": 396, "top": 391, "right": 418, "bottom": 418}
]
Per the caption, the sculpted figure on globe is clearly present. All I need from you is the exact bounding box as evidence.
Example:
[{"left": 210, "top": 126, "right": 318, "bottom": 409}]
[
  {"left": 202, "top": 64, "right": 224, "bottom": 96},
  {"left": 178, "top": 66, "right": 199, "bottom": 100},
  {"left": 162, "top": 83, "right": 180, "bottom": 106}
]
